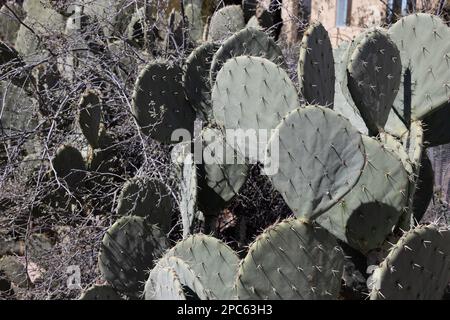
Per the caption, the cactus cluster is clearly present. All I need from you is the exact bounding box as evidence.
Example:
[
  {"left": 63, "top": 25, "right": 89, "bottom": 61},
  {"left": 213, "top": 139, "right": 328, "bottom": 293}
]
[{"left": 1, "top": 1, "right": 449, "bottom": 300}]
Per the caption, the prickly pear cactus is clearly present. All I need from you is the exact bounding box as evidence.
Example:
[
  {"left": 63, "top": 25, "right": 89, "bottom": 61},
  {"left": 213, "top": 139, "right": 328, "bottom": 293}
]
[
  {"left": 242, "top": 0, "right": 258, "bottom": 22},
  {"left": 210, "top": 27, "right": 284, "bottom": 86},
  {"left": 333, "top": 41, "right": 369, "bottom": 135},
  {"left": 236, "top": 218, "right": 344, "bottom": 300},
  {"left": 132, "top": 62, "right": 195, "bottom": 144},
  {"left": 79, "top": 284, "right": 122, "bottom": 300},
  {"left": 77, "top": 90, "right": 102, "bottom": 149},
  {"left": 345, "top": 28, "right": 402, "bottom": 134},
  {"left": 201, "top": 128, "right": 248, "bottom": 202},
  {"left": 207, "top": 5, "right": 245, "bottom": 42},
  {"left": 98, "top": 216, "right": 168, "bottom": 296},
  {"left": 116, "top": 177, "right": 173, "bottom": 233},
  {"left": 183, "top": 42, "right": 219, "bottom": 120},
  {"left": 298, "top": 22, "right": 335, "bottom": 107},
  {"left": 265, "top": 106, "right": 365, "bottom": 220},
  {"left": 51, "top": 145, "right": 86, "bottom": 188},
  {"left": 165, "top": 234, "right": 240, "bottom": 299},
  {"left": 144, "top": 265, "right": 186, "bottom": 300},
  {"left": 212, "top": 55, "right": 299, "bottom": 162},
  {"left": 146, "top": 256, "right": 209, "bottom": 300},
  {"left": 179, "top": 152, "right": 197, "bottom": 239},
  {"left": 317, "top": 135, "right": 409, "bottom": 253},
  {"left": 388, "top": 14, "right": 450, "bottom": 123},
  {"left": 370, "top": 225, "right": 450, "bottom": 300}
]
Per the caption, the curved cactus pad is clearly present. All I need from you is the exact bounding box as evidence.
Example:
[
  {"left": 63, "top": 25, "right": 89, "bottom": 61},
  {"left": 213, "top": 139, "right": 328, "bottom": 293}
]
[
  {"left": 52, "top": 145, "right": 86, "bottom": 188},
  {"left": 146, "top": 256, "right": 208, "bottom": 300},
  {"left": 166, "top": 234, "right": 239, "bottom": 299},
  {"left": 132, "top": 62, "right": 195, "bottom": 144},
  {"left": 212, "top": 56, "right": 299, "bottom": 162},
  {"left": 317, "top": 136, "right": 409, "bottom": 253},
  {"left": 298, "top": 22, "right": 335, "bottom": 107},
  {"left": 144, "top": 265, "right": 186, "bottom": 300},
  {"left": 183, "top": 42, "right": 219, "bottom": 120},
  {"left": 207, "top": 5, "right": 245, "bottom": 42},
  {"left": 370, "top": 225, "right": 450, "bottom": 300},
  {"left": 346, "top": 28, "right": 401, "bottom": 134},
  {"left": 236, "top": 218, "right": 344, "bottom": 300},
  {"left": 79, "top": 284, "right": 122, "bottom": 300},
  {"left": 180, "top": 153, "right": 197, "bottom": 238},
  {"left": 98, "top": 216, "right": 167, "bottom": 296},
  {"left": 202, "top": 128, "right": 248, "bottom": 202},
  {"left": 210, "top": 27, "right": 284, "bottom": 86},
  {"left": 78, "top": 89, "right": 102, "bottom": 148},
  {"left": 116, "top": 177, "right": 173, "bottom": 233},
  {"left": 265, "top": 106, "right": 365, "bottom": 219},
  {"left": 388, "top": 13, "right": 450, "bottom": 121}
]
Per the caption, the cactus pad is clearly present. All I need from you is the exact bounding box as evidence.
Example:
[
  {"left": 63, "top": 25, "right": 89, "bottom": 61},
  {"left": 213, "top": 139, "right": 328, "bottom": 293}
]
[
  {"left": 298, "top": 22, "right": 335, "bottom": 107},
  {"left": 370, "top": 225, "right": 450, "bottom": 300},
  {"left": 79, "top": 284, "right": 122, "bottom": 300},
  {"left": 388, "top": 13, "right": 450, "bottom": 121},
  {"left": 317, "top": 135, "right": 409, "bottom": 253},
  {"left": 116, "top": 177, "right": 173, "bottom": 233},
  {"left": 346, "top": 28, "right": 402, "bottom": 134},
  {"left": 183, "top": 42, "right": 219, "bottom": 120},
  {"left": 265, "top": 106, "right": 365, "bottom": 219},
  {"left": 52, "top": 145, "right": 86, "bottom": 188},
  {"left": 210, "top": 27, "right": 284, "bottom": 86},
  {"left": 207, "top": 5, "right": 245, "bottom": 42},
  {"left": 98, "top": 216, "right": 168, "bottom": 296},
  {"left": 132, "top": 62, "right": 195, "bottom": 144},
  {"left": 166, "top": 234, "right": 239, "bottom": 299},
  {"left": 236, "top": 218, "right": 344, "bottom": 300},
  {"left": 202, "top": 128, "right": 249, "bottom": 202},
  {"left": 144, "top": 265, "right": 186, "bottom": 300},
  {"left": 77, "top": 90, "right": 102, "bottom": 149},
  {"left": 212, "top": 55, "right": 299, "bottom": 162}
]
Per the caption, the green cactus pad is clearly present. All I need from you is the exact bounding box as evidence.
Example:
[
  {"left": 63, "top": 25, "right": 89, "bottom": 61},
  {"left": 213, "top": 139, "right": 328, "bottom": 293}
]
[
  {"left": 146, "top": 256, "right": 208, "bottom": 300},
  {"left": 51, "top": 145, "right": 86, "bottom": 188},
  {"left": 77, "top": 89, "right": 102, "bottom": 149},
  {"left": 333, "top": 42, "right": 369, "bottom": 135},
  {"left": 346, "top": 28, "right": 402, "bottom": 134},
  {"left": 210, "top": 27, "right": 284, "bottom": 86},
  {"left": 388, "top": 13, "right": 450, "bottom": 122},
  {"left": 298, "top": 22, "right": 335, "bottom": 107},
  {"left": 116, "top": 177, "right": 173, "bottom": 233},
  {"left": 207, "top": 5, "right": 245, "bottom": 42},
  {"left": 180, "top": 153, "right": 197, "bottom": 239},
  {"left": 370, "top": 225, "right": 450, "bottom": 300},
  {"left": 98, "top": 216, "right": 168, "bottom": 296},
  {"left": 166, "top": 234, "right": 239, "bottom": 299},
  {"left": 202, "top": 128, "right": 249, "bottom": 202},
  {"left": 236, "top": 218, "right": 344, "bottom": 300},
  {"left": 79, "top": 284, "right": 122, "bottom": 300},
  {"left": 212, "top": 55, "right": 299, "bottom": 162},
  {"left": 317, "top": 135, "right": 409, "bottom": 253},
  {"left": 265, "top": 106, "right": 365, "bottom": 220},
  {"left": 144, "top": 265, "right": 186, "bottom": 300},
  {"left": 132, "top": 62, "right": 195, "bottom": 144},
  {"left": 183, "top": 42, "right": 219, "bottom": 120}
]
